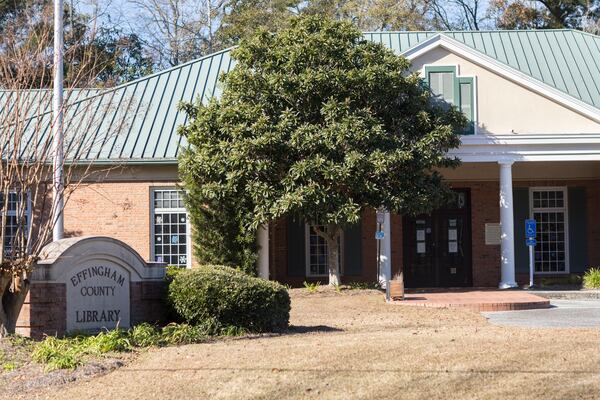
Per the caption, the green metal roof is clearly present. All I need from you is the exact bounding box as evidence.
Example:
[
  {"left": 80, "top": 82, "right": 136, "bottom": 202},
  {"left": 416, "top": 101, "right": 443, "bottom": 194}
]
[{"left": 6, "top": 30, "right": 600, "bottom": 164}]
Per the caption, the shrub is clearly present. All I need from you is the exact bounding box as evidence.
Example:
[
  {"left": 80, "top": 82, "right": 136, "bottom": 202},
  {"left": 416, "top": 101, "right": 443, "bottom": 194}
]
[
  {"left": 168, "top": 265, "right": 290, "bottom": 332},
  {"left": 583, "top": 268, "right": 600, "bottom": 289},
  {"left": 303, "top": 281, "right": 320, "bottom": 293},
  {"left": 165, "top": 265, "right": 185, "bottom": 283}
]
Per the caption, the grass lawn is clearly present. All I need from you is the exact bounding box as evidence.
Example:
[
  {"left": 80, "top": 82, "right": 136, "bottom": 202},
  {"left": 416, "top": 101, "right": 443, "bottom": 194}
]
[{"left": 10, "top": 288, "right": 600, "bottom": 400}]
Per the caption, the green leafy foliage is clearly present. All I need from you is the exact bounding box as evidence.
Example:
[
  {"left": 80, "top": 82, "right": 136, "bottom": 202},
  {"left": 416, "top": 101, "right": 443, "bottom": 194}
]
[
  {"left": 180, "top": 190, "right": 258, "bottom": 275},
  {"left": 179, "top": 16, "right": 465, "bottom": 282},
  {"left": 165, "top": 265, "right": 186, "bottom": 283},
  {"left": 583, "top": 268, "right": 600, "bottom": 289},
  {"left": 32, "top": 330, "right": 133, "bottom": 371},
  {"left": 168, "top": 265, "right": 291, "bottom": 332},
  {"left": 303, "top": 281, "right": 321, "bottom": 293},
  {"left": 348, "top": 281, "right": 382, "bottom": 290},
  {"left": 31, "top": 321, "right": 247, "bottom": 371}
]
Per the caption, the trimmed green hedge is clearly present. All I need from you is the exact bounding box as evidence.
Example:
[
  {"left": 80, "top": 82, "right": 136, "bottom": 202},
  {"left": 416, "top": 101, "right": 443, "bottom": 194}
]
[{"left": 168, "top": 265, "right": 290, "bottom": 332}]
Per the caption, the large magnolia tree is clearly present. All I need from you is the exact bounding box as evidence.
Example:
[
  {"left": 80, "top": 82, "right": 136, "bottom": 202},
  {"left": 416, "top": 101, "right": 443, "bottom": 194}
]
[{"left": 179, "top": 16, "right": 465, "bottom": 285}]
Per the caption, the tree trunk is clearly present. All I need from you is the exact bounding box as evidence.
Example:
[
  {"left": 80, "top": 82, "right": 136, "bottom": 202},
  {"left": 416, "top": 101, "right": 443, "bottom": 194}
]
[
  {"left": 327, "top": 238, "right": 341, "bottom": 286},
  {"left": 326, "top": 224, "right": 341, "bottom": 286},
  {"left": 0, "top": 271, "right": 29, "bottom": 337}
]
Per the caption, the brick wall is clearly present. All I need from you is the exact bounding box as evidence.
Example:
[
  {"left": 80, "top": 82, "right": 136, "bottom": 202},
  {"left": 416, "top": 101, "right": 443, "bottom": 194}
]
[
  {"left": 130, "top": 281, "right": 168, "bottom": 325},
  {"left": 455, "top": 181, "right": 501, "bottom": 287},
  {"left": 64, "top": 181, "right": 178, "bottom": 262},
  {"left": 16, "top": 283, "right": 66, "bottom": 339}
]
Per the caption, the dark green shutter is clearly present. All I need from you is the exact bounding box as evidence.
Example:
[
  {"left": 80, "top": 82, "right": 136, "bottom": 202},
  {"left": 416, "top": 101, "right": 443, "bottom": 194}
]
[
  {"left": 287, "top": 217, "right": 306, "bottom": 277},
  {"left": 568, "top": 187, "right": 587, "bottom": 274},
  {"left": 343, "top": 222, "right": 362, "bottom": 276},
  {"left": 458, "top": 77, "right": 474, "bottom": 135},
  {"left": 513, "top": 187, "right": 530, "bottom": 274}
]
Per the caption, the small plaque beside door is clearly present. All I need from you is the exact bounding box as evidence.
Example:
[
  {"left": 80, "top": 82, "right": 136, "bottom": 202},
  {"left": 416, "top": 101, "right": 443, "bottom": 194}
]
[{"left": 485, "top": 223, "right": 501, "bottom": 245}]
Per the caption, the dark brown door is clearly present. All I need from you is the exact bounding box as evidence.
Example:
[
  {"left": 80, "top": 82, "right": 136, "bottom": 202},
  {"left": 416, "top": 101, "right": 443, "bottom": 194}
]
[{"left": 403, "top": 189, "right": 472, "bottom": 288}]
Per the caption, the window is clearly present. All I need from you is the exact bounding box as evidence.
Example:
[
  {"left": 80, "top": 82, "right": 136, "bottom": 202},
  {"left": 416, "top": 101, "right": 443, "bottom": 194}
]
[
  {"left": 1, "top": 192, "right": 30, "bottom": 256},
  {"left": 425, "top": 66, "right": 475, "bottom": 135},
  {"left": 530, "top": 188, "right": 569, "bottom": 273},
  {"left": 305, "top": 224, "right": 343, "bottom": 277},
  {"left": 429, "top": 71, "right": 454, "bottom": 105},
  {"left": 151, "top": 189, "right": 190, "bottom": 267}
]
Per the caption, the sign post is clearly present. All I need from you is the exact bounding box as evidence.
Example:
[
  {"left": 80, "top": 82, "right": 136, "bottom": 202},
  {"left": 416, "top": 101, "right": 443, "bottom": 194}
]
[
  {"left": 375, "top": 210, "right": 385, "bottom": 294},
  {"left": 525, "top": 219, "right": 537, "bottom": 288}
]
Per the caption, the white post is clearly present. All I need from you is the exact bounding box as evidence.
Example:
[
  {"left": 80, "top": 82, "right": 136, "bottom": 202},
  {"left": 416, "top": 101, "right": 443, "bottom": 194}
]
[
  {"left": 378, "top": 212, "right": 392, "bottom": 288},
  {"left": 52, "top": 0, "right": 64, "bottom": 241},
  {"left": 499, "top": 161, "right": 517, "bottom": 288},
  {"left": 529, "top": 245, "right": 534, "bottom": 288},
  {"left": 257, "top": 224, "right": 269, "bottom": 279}
]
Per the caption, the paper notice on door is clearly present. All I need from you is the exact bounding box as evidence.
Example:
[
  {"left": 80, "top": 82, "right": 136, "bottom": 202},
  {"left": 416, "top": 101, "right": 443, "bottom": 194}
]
[
  {"left": 417, "top": 242, "right": 426, "bottom": 254},
  {"left": 448, "top": 241, "right": 458, "bottom": 253},
  {"left": 416, "top": 230, "right": 425, "bottom": 241},
  {"left": 448, "top": 229, "right": 457, "bottom": 241}
]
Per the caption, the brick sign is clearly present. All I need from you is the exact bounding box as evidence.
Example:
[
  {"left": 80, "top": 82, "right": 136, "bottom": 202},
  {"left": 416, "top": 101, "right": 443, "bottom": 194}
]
[
  {"left": 66, "top": 263, "right": 131, "bottom": 331},
  {"left": 17, "top": 236, "right": 166, "bottom": 338}
]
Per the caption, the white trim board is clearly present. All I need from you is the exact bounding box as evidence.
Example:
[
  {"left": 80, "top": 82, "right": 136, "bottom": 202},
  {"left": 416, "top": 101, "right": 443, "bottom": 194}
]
[
  {"left": 452, "top": 133, "right": 600, "bottom": 162},
  {"left": 402, "top": 34, "right": 600, "bottom": 124}
]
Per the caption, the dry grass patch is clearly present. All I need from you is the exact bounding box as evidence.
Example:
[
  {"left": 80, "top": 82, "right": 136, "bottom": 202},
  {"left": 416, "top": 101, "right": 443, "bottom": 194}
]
[{"left": 20, "top": 289, "right": 600, "bottom": 400}]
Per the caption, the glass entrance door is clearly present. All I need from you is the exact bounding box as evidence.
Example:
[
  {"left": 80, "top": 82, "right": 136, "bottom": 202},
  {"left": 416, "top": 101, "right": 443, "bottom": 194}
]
[{"left": 403, "top": 190, "right": 472, "bottom": 288}]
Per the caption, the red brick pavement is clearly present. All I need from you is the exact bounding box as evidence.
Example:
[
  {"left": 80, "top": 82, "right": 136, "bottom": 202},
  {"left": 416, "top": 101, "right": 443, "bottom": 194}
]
[{"left": 391, "top": 289, "right": 550, "bottom": 312}]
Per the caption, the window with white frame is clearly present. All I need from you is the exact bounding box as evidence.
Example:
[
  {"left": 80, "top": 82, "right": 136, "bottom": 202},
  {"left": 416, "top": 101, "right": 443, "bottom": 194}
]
[
  {"left": 151, "top": 189, "right": 190, "bottom": 267},
  {"left": 305, "top": 224, "right": 342, "bottom": 277},
  {"left": 1, "top": 192, "right": 30, "bottom": 256},
  {"left": 530, "top": 188, "right": 569, "bottom": 273}
]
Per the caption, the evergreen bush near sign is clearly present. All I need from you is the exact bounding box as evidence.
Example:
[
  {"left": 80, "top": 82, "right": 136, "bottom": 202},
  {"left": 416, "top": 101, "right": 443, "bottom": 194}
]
[
  {"left": 168, "top": 265, "right": 291, "bottom": 332},
  {"left": 179, "top": 16, "right": 465, "bottom": 285}
]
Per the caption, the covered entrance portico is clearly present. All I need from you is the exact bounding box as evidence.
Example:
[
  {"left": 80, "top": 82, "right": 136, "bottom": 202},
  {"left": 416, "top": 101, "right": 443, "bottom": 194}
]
[
  {"left": 438, "top": 134, "right": 600, "bottom": 288},
  {"left": 256, "top": 134, "right": 600, "bottom": 288}
]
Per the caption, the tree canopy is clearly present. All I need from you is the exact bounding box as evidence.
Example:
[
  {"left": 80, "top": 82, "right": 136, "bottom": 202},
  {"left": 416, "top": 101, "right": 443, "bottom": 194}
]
[
  {"left": 179, "top": 16, "right": 465, "bottom": 282},
  {"left": 0, "top": 0, "right": 153, "bottom": 88}
]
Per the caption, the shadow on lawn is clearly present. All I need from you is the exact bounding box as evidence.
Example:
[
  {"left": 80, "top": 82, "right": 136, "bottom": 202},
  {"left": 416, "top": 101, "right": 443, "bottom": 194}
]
[{"left": 286, "top": 325, "right": 343, "bottom": 334}]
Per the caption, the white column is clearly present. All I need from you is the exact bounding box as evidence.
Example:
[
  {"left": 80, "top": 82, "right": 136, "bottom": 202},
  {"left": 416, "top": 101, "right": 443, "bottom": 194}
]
[
  {"left": 378, "top": 212, "right": 392, "bottom": 288},
  {"left": 257, "top": 224, "right": 269, "bottom": 279},
  {"left": 499, "top": 161, "right": 517, "bottom": 288}
]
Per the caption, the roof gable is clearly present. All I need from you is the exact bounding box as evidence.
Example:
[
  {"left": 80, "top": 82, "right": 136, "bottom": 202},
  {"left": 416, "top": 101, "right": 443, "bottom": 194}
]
[{"left": 366, "top": 30, "right": 600, "bottom": 110}]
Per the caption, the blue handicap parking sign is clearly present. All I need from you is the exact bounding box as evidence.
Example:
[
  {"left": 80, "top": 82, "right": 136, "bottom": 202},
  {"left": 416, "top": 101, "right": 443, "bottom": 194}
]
[
  {"left": 526, "top": 237, "right": 537, "bottom": 247},
  {"left": 375, "top": 231, "right": 385, "bottom": 240},
  {"left": 525, "top": 219, "right": 537, "bottom": 239}
]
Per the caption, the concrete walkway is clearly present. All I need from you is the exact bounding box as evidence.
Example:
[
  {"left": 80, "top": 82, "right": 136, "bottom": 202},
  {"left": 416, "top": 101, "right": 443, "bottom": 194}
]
[{"left": 483, "top": 300, "right": 600, "bottom": 328}]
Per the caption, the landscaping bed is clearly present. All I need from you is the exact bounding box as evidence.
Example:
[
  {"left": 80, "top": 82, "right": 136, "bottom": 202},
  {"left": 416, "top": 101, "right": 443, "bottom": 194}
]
[{"left": 0, "top": 336, "right": 127, "bottom": 397}]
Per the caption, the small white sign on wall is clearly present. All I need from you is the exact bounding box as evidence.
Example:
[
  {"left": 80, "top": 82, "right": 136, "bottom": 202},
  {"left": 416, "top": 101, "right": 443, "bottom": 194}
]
[{"left": 485, "top": 223, "right": 502, "bottom": 245}]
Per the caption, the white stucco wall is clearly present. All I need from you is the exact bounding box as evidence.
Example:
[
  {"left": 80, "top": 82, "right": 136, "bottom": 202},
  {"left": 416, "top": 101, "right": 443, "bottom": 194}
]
[{"left": 410, "top": 47, "right": 600, "bottom": 135}]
